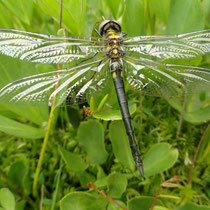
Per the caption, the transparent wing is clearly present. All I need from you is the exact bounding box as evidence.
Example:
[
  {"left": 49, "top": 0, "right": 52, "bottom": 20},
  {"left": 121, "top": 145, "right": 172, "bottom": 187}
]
[
  {"left": 124, "top": 56, "right": 210, "bottom": 102},
  {"left": 124, "top": 30, "right": 210, "bottom": 60},
  {"left": 0, "top": 57, "right": 110, "bottom": 106},
  {"left": 0, "top": 29, "right": 104, "bottom": 64}
]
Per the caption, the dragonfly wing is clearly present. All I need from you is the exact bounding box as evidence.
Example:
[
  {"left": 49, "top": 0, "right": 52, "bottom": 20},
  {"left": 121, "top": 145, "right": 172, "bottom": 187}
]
[
  {"left": 0, "top": 29, "right": 104, "bottom": 64},
  {"left": 124, "top": 56, "right": 210, "bottom": 101},
  {"left": 0, "top": 58, "right": 109, "bottom": 106},
  {"left": 124, "top": 30, "right": 210, "bottom": 60}
]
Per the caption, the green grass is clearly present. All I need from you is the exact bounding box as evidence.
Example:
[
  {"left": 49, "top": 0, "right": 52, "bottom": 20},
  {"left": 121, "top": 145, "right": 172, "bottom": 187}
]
[{"left": 0, "top": 0, "right": 209, "bottom": 209}]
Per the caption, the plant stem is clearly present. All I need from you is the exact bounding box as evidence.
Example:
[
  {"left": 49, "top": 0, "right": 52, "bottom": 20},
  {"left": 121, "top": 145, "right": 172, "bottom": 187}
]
[
  {"left": 32, "top": 96, "right": 57, "bottom": 196},
  {"left": 187, "top": 123, "right": 210, "bottom": 183},
  {"left": 33, "top": 0, "right": 64, "bottom": 196}
]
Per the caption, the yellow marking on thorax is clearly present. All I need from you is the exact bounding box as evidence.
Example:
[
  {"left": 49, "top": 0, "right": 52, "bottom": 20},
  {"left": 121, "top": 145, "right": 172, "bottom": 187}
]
[
  {"left": 121, "top": 71, "right": 123, "bottom": 78},
  {"left": 104, "top": 28, "right": 121, "bottom": 39},
  {"left": 112, "top": 72, "right": 117, "bottom": 79},
  {"left": 113, "top": 49, "right": 118, "bottom": 54}
]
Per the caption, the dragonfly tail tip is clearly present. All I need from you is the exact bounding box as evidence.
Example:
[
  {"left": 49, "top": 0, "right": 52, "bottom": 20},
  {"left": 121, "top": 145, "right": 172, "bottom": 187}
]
[{"left": 138, "top": 165, "right": 144, "bottom": 177}]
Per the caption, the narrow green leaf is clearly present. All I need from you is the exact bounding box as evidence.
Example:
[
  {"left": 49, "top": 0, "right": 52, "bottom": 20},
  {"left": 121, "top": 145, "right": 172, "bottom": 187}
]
[
  {"left": 143, "top": 143, "right": 179, "bottom": 177},
  {"left": 0, "top": 3, "right": 13, "bottom": 28},
  {"left": 93, "top": 103, "right": 136, "bottom": 121},
  {"left": 0, "top": 188, "right": 15, "bottom": 210},
  {"left": 8, "top": 160, "right": 31, "bottom": 195},
  {"left": 37, "top": 0, "right": 86, "bottom": 35},
  {"left": 109, "top": 120, "right": 135, "bottom": 171},
  {"left": 60, "top": 192, "right": 108, "bottom": 210},
  {"left": 0, "top": 115, "right": 45, "bottom": 139},
  {"left": 198, "top": 125, "right": 210, "bottom": 162},
  {"left": 107, "top": 173, "right": 127, "bottom": 199},
  {"left": 77, "top": 120, "right": 108, "bottom": 165},
  {"left": 105, "top": 0, "right": 124, "bottom": 19},
  {"left": 59, "top": 146, "right": 87, "bottom": 171},
  {"left": 165, "top": 0, "right": 204, "bottom": 34},
  {"left": 122, "top": 0, "right": 145, "bottom": 36},
  {"left": 90, "top": 96, "right": 95, "bottom": 112},
  {"left": 203, "top": 0, "right": 210, "bottom": 27},
  {"left": 97, "top": 94, "right": 109, "bottom": 112},
  {"left": 3, "top": 0, "right": 33, "bottom": 25},
  {"left": 149, "top": 0, "right": 170, "bottom": 24}
]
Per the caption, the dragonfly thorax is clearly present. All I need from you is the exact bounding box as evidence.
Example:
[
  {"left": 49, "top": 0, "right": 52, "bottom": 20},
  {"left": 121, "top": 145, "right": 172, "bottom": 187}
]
[
  {"left": 106, "top": 39, "right": 125, "bottom": 59},
  {"left": 99, "top": 20, "right": 125, "bottom": 59}
]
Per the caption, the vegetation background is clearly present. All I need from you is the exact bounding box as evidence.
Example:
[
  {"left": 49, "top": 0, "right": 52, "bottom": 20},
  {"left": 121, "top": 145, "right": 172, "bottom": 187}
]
[{"left": 0, "top": 0, "right": 209, "bottom": 209}]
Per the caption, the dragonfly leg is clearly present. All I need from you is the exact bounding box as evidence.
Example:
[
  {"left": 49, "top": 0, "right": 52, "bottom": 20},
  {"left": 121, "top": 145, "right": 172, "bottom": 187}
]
[
  {"left": 78, "top": 49, "right": 103, "bottom": 65},
  {"left": 122, "top": 31, "right": 127, "bottom": 37},
  {"left": 94, "top": 22, "right": 102, "bottom": 37}
]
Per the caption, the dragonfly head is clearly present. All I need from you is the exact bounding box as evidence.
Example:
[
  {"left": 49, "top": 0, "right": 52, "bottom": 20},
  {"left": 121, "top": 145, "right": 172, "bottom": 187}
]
[{"left": 99, "top": 20, "right": 121, "bottom": 37}]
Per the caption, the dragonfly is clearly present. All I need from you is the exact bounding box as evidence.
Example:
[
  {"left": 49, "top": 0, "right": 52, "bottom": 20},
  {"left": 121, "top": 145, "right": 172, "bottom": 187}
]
[{"left": 0, "top": 20, "right": 210, "bottom": 176}]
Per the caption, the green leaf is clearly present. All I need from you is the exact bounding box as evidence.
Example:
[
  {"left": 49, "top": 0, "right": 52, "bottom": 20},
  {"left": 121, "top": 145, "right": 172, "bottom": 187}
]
[
  {"left": 60, "top": 192, "right": 108, "bottom": 210},
  {"left": 0, "top": 188, "right": 15, "bottom": 210},
  {"left": 8, "top": 160, "right": 31, "bottom": 195},
  {"left": 77, "top": 120, "right": 108, "bottom": 165},
  {"left": 198, "top": 124, "right": 210, "bottom": 162},
  {"left": 153, "top": 206, "right": 170, "bottom": 210},
  {"left": 149, "top": 0, "right": 170, "bottom": 24},
  {"left": 0, "top": 55, "right": 49, "bottom": 126},
  {"left": 93, "top": 103, "right": 136, "bottom": 121},
  {"left": 67, "top": 107, "right": 81, "bottom": 129},
  {"left": 0, "top": 3, "right": 13, "bottom": 28},
  {"left": 175, "top": 202, "right": 210, "bottom": 210},
  {"left": 165, "top": 0, "right": 204, "bottom": 34},
  {"left": 37, "top": 0, "right": 86, "bottom": 35},
  {"left": 105, "top": 0, "right": 124, "bottom": 19},
  {"left": 128, "top": 196, "right": 162, "bottom": 210},
  {"left": 59, "top": 146, "right": 87, "bottom": 171},
  {"left": 107, "top": 173, "right": 127, "bottom": 199},
  {"left": 203, "top": 0, "right": 210, "bottom": 27},
  {"left": 143, "top": 143, "right": 178, "bottom": 177},
  {"left": 122, "top": 0, "right": 145, "bottom": 36},
  {"left": 3, "top": 0, "right": 33, "bottom": 25},
  {"left": 0, "top": 115, "right": 45, "bottom": 139},
  {"left": 15, "top": 200, "right": 26, "bottom": 210},
  {"left": 167, "top": 92, "right": 210, "bottom": 124},
  {"left": 107, "top": 200, "right": 127, "bottom": 210},
  {"left": 79, "top": 171, "right": 96, "bottom": 189},
  {"left": 109, "top": 120, "right": 135, "bottom": 171}
]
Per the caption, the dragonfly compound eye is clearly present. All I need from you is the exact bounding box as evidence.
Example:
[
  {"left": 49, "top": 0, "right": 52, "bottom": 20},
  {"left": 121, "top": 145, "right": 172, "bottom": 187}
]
[{"left": 99, "top": 20, "right": 121, "bottom": 36}]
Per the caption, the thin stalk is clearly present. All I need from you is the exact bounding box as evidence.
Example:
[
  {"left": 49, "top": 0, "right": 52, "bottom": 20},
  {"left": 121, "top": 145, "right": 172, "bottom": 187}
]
[
  {"left": 32, "top": 0, "right": 64, "bottom": 197},
  {"left": 176, "top": 89, "right": 187, "bottom": 137},
  {"left": 59, "top": 0, "right": 63, "bottom": 29},
  {"left": 187, "top": 123, "right": 210, "bottom": 183},
  {"left": 32, "top": 89, "right": 59, "bottom": 196},
  {"left": 138, "top": 92, "right": 143, "bottom": 142},
  {"left": 40, "top": 185, "right": 45, "bottom": 210},
  {"left": 50, "top": 161, "right": 63, "bottom": 210}
]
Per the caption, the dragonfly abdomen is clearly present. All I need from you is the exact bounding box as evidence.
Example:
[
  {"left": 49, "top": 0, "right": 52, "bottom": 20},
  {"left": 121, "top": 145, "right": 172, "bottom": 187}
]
[{"left": 110, "top": 59, "right": 144, "bottom": 176}]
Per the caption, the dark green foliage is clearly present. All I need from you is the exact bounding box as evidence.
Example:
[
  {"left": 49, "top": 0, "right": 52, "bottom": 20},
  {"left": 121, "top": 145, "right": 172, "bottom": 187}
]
[{"left": 0, "top": 0, "right": 209, "bottom": 209}]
